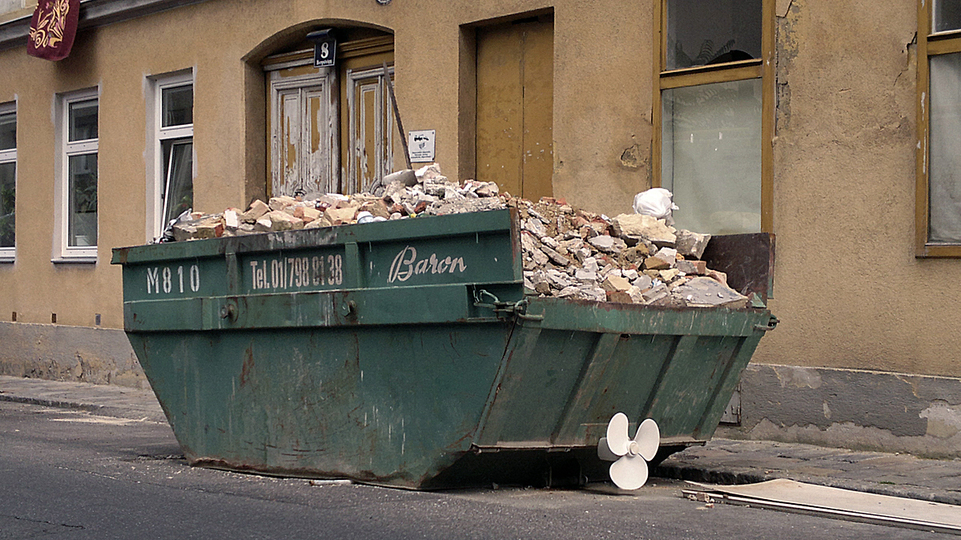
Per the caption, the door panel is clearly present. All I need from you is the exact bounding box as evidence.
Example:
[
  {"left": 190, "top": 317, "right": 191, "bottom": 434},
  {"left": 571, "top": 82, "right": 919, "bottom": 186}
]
[
  {"left": 268, "top": 68, "right": 337, "bottom": 198},
  {"left": 305, "top": 88, "right": 332, "bottom": 192},
  {"left": 476, "top": 18, "right": 554, "bottom": 200},
  {"left": 476, "top": 25, "right": 524, "bottom": 196},
  {"left": 342, "top": 61, "right": 395, "bottom": 195},
  {"left": 280, "top": 90, "right": 301, "bottom": 193},
  {"left": 520, "top": 21, "right": 554, "bottom": 199}
]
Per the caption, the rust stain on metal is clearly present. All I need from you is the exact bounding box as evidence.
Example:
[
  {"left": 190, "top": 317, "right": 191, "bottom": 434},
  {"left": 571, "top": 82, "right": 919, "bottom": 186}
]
[{"left": 240, "top": 346, "right": 255, "bottom": 387}]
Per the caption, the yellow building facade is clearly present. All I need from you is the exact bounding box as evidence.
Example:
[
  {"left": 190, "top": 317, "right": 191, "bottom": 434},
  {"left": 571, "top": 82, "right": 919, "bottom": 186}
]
[{"left": 1, "top": 0, "right": 960, "bottom": 456}]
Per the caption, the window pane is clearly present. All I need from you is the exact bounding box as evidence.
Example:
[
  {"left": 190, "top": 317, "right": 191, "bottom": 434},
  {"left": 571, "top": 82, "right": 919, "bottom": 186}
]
[
  {"left": 0, "top": 112, "right": 14, "bottom": 150},
  {"left": 929, "top": 52, "right": 961, "bottom": 243},
  {"left": 0, "top": 162, "right": 13, "bottom": 248},
  {"left": 162, "top": 140, "right": 193, "bottom": 225},
  {"left": 662, "top": 79, "right": 762, "bottom": 234},
  {"left": 69, "top": 99, "right": 98, "bottom": 141},
  {"left": 67, "top": 154, "right": 97, "bottom": 247},
  {"left": 162, "top": 85, "right": 193, "bottom": 127},
  {"left": 934, "top": 0, "right": 961, "bottom": 33},
  {"left": 666, "top": 0, "right": 762, "bottom": 71}
]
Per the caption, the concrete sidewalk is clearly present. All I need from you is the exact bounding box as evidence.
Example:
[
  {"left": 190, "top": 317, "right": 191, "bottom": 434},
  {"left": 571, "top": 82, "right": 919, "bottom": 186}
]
[
  {"left": 0, "top": 375, "right": 165, "bottom": 423},
  {"left": 2, "top": 375, "right": 959, "bottom": 505}
]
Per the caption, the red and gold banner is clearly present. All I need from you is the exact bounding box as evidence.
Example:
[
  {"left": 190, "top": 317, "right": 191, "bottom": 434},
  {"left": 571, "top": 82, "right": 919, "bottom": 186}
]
[{"left": 27, "top": 0, "right": 80, "bottom": 61}]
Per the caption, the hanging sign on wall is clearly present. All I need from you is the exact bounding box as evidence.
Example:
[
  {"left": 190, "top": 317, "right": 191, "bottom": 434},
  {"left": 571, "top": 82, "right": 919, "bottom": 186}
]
[{"left": 27, "top": 0, "right": 80, "bottom": 61}]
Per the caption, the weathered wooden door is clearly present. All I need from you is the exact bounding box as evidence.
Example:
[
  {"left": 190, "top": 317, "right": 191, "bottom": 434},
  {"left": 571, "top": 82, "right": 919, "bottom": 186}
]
[
  {"left": 265, "top": 35, "right": 396, "bottom": 198},
  {"left": 267, "top": 65, "right": 338, "bottom": 198},
  {"left": 476, "top": 17, "right": 554, "bottom": 200},
  {"left": 341, "top": 59, "right": 396, "bottom": 194}
]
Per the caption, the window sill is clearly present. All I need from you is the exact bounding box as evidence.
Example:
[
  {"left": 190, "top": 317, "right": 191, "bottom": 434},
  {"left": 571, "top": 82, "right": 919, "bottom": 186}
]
[
  {"left": 916, "top": 243, "right": 961, "bottom": 258},
  {"left": 52, "top": 256, "right": 98, "bottom": 264}
]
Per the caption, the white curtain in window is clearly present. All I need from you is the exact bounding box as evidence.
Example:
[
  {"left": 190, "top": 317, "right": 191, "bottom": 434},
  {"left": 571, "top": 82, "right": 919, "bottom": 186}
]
[
  {"left": 929, "top": 53, "right": 961, "bottom": 243},
  {"left": 662, "top": 79, "right": 762, "bottom": 234}
]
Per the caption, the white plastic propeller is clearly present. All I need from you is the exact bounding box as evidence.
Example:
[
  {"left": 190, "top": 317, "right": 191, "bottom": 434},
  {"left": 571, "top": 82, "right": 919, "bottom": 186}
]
[{"left": 596, "top": 413, "right": 660, "bottom": 490}]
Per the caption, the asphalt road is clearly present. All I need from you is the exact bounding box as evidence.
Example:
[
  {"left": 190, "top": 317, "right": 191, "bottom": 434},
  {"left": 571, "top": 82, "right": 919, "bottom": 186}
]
[{"left": 0, "top": 402, "right": 939, "bottom": 539}]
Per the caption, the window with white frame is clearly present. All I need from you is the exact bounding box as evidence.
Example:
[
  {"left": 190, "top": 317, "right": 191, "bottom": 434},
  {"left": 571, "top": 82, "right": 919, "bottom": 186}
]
[
  {"left": 149, "top": 72, "right": 193, "bottom": 239},
  {"left": 56, "top": 89, "right": 98, "bottom": 261},
  {"left": 0, "top": 103, "right": 15, "bottom": 261}
]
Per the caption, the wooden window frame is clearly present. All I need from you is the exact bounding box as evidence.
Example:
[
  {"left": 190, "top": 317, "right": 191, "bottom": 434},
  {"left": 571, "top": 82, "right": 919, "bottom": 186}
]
[
  {"left": 652, "top": 0, "right": 776, "bottom": 233},
  {"left": 915, "top": 4, "right": 961, "bottom": 257}
]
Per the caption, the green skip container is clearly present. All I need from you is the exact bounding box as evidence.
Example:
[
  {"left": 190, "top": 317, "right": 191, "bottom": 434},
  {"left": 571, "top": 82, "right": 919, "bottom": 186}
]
[{"left": 111, "top": 209, "right": 776, "bottom": 489}]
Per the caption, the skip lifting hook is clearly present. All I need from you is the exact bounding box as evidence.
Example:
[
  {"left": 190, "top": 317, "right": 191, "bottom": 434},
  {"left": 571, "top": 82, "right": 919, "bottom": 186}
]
[
  {"left": 754, "top": 315, "right": 779, "bottom": 332},
  {"left": 472, "top": 289, "right": 544, "bottom": 321}
]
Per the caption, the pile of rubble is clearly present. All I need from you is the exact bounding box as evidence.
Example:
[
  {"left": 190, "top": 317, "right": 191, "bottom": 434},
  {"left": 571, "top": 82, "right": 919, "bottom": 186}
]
[
  {"left": 165, "top": 164, "right": 749, "bottom": 308},
  {"left": 514, "top": 199, "right": 748, "bottom": 308},
  {"left": 165, "top": 164, "right": 502, "bottom": 241}
]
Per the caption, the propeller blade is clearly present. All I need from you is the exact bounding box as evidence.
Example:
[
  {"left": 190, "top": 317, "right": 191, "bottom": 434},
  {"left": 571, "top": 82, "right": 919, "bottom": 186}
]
[
  {"left": 634, "top": 418, "right": 660, "bottom": 462},
  {"left": 609, "top": 454, "right": 649, "bottom": 490},
  {"left": 606, "top": 412, "right": 630, "bottom": 456},
  {"left": 597, "top": 437, "right": 619, "bottom": 461}
]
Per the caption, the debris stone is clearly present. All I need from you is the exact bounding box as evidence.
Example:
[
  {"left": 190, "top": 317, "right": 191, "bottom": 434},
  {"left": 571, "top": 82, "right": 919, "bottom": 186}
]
[
  {"left": 672, "top": 277, "right": 748, "bottom": 308},
  {"left": 677, "top": 259, "right": 708, "bottom": 275},
  {"left": 642, "top": 284, "right": 670, "bottom": 304},
  {"left": 266, "top": 210, "right": 304, "bottom": 231},
  {"left": 611, "top": 214, "right": 676, "bottom": 247},
  {"left": 676, "top": 230, "right": 712, "bottom": 259},
  {"left": 160, "top": 162, "right": 750, "bottom": 309},
  {"left": 324, "top": 206, "right": 358, "bottom": 225},
  {"left": 241, "top": 199, "right": 269, "bottom": 222},
  {"left": 601, "top": 275, "right": 632, "bottom": 293},
  {"left": 588, "top": 235, "right": 616, "bottom": 252}
]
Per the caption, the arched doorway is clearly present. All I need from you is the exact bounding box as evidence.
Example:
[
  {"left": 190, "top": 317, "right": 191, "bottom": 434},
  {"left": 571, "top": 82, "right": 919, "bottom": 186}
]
[{"left": 260, "top": 26, "right": 397, "bottom": 198}]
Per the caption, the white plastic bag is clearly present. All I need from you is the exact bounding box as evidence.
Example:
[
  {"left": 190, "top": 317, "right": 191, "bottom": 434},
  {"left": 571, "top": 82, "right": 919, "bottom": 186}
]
[{"left": 633, "top": 188, "right": 678, "bottom": 224}]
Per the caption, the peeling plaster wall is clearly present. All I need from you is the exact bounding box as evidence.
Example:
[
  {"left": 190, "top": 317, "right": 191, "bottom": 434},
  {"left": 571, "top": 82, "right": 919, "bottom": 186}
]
[
  {"left": 750, "top": 0, "right": 961, "bottom": 379},
  {"left": 0, "top": 322, "right": 147, "bottom": 389},
  {"left": 720, "top": 365, "right": 961, "bottom": 458}
]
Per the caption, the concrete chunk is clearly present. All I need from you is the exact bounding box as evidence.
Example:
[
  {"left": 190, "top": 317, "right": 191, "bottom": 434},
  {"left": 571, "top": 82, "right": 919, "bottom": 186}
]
[
  {"left": 611, "top": 213, "right": 676, "bottom": 246},
  {"left": 676, "top": 230, "right": 711, "bottom": 259},
  {"left": 324, "top": 206, "right": 358, "bottom": 225},
  {"left": 672, "top": 276, "right": 747, "bottom": 308},
  {"left": 241, "top": 199, "right": 269, "bottom": 222},
  {"left": 601, "top": 275, "right": 632, "bottom": 293},
  {"left": 588, "top": 235, "right": 616, "bottom": 252}
]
